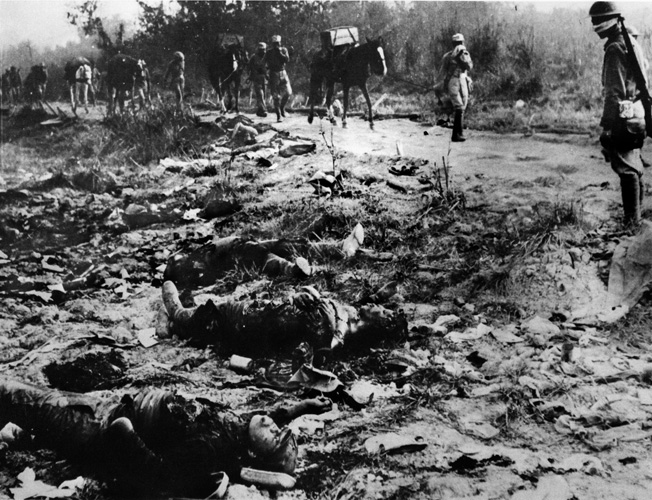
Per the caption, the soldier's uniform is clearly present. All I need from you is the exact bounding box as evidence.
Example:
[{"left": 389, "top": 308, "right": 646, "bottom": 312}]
[
  {"left": 0, "top": 379, "right": 324, "bottom": 496},
  {"left": 435, "top": 34, "right": 473, "bottom": 142},
  {"left": 249, "top": 42, "right": 268, "bottom": 117},
  {"left": 264, "top": 35, "right": 292, "bottom": 122},
  {"left": 591, "top": 2, "right": 647, "bottom": 226}
]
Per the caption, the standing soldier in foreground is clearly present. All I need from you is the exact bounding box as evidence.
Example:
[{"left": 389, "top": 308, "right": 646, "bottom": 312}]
[
  {"left": 164, "top": 51, "right": 185, "bottom": 110},
  {"left": 264, "top": 35, "right": 292, "bottom": 122},
  {"left": 249, "top": 42, "right": 269, "bottom": 117},
  {"left": 435, "top": 33, "right": 473, "bottom": 142},
  {"left": 590, "top": 2, "right": 648, "bottom": 227}
]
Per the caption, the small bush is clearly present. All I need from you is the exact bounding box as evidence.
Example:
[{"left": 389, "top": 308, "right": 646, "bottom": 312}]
[{"left": 103, "top": 104, "right": 205, "bottom": 165}]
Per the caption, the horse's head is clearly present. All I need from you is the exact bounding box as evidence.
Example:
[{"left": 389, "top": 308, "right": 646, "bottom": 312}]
[
  {"left": 226, "top": 43, "right": 248, "bottom": 74},
  {"left": 365, "top": 37, "right": 387, "bottom": 77}
]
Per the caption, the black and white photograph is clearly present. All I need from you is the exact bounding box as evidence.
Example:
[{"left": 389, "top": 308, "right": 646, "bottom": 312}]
[{"left": 2, "top": 0, "right": 652, "bottom": 498}]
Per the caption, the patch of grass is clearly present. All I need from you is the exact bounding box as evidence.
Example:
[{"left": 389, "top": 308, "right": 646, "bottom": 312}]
[
  {"left": 300, "top": 447, "right": 375, "bottom": 496},
  {"left": 103, "top": 104, "right": 207, "bottom": 165},
  {"left": 494, "top": 383, "right": 535, "bottom": 429},
  {"left": 470, "top": 200, "right": 587, "bottom": 296},
  {"left": 554, "top": 164, "right": 580, "bottom": 175}
]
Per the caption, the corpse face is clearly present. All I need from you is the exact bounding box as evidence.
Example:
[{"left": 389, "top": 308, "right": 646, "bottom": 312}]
[
  {"left": 358, "top": 304, "right": 395, "bottom": 323},
  {"left": 248, "top": 415, "right": 298, "bottom": 473}
]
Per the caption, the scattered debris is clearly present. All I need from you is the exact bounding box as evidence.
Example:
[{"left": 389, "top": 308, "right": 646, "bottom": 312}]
[
  {"left": 288, "top": 364, "right": 343, "bottom": 392},
  {"left": 10, "top": 468, "right": 83, "bottom": 500},
  {"left": 239, "top": 468, "right": 296, "bottom": 490},
  {"left": 364, "top": 433, "right": 427, "bottom": 455},
  {"left": 0, "top": 422, "right": 24, "bottom": 443}
]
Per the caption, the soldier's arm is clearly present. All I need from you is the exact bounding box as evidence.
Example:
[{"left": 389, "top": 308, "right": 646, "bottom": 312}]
[
  {"left": 280, "top": 47, "right": 290, "bottom": 63},
  {"left": 437, "top": 53, "right": 449, "bottom": 81},
  {"left": 267, "top": 397, "right": 332, "bottom": 427},
  {"left": 163, "top": 62, "right": 174, "bottom": 83},
  {"left": 601, "top": 44, "right": 628, "bottom": 130}
]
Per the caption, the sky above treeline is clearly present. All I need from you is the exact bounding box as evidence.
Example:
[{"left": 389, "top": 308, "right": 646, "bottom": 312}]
[{"left": 0, "top": 0, "right": 649, "bottom": 52}]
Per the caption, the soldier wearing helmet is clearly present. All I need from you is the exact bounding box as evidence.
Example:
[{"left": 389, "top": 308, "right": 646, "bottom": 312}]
[
  {"left": 590, "top": 1, "right": 648, "bottom": 227},
  {"left": 434, "top": 33, "right": 473, "bottom": 142},
  {"left": 249, "top": 42, "right": 269, "bottom": 117},
  {"left": 264, "top": 35, "right": 292, "bottom": 122},
  {"left": 164, "top": 51, "right": 186, "bottom": 110}
]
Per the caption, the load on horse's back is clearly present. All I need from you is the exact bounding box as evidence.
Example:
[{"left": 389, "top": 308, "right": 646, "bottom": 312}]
[
  {"left": 308, "top": 27, "right": 386, "bottom": 129},
  {"left": 207, "top": 33, "right": 248, "bottom": 113}
]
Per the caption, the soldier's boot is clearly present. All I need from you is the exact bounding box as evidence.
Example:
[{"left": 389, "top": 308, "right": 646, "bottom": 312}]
[
  {"left": 621, "top": 174, "right": 641, "bottom": 227},
  {"left": 280, "top": 95, "right": 289, "bottom": 118},
  {"left": 452, "top": 110, "right": 466, "bottom": 142}
]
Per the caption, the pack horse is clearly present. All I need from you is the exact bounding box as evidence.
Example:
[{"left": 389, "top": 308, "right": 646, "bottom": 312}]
[
  {"left": 106, "top": 54, "right": 150, "bottom": 116},
  {"left": 308, "top": 27, "right": 387, "bottom": 130},
  {"left": 207, "top": 34, "right": 248, "bottom": 113},
  {"left": 64, "top": 57, "right": 93, "bottom": 115}
]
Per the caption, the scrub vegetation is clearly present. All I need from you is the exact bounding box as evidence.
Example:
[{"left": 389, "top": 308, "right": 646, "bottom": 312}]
[{"left": 2, "top": 1, "right": 651, "bottom": 134}]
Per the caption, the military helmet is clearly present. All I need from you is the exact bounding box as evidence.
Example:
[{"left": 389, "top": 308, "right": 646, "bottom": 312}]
[
  {"left": 173, "top": 51, "right": 185, "bottom": 60},
  {"left": 271, "top": 35, "right": 281, "bottom": 44},
  {"left": 589, "top": 2, "right": 620, "bottom": 18},
  {"left": 257, "top": 42, "right": 267, "bottom": 50},
  {"left": 452, "top": 33, "right": 465, "bottom": 43}
]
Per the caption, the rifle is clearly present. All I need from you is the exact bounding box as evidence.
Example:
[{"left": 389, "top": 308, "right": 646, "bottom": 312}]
[{"left": 620, "top": 17, "right": 652, "bottom": 138}]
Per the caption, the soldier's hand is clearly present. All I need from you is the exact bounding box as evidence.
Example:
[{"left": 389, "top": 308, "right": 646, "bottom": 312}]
[
  {"left": 599, "top": 129, "right": 612, "bottom": 152},
  {"left": 304, "top": 396, "right": 333, "bottom": 414},
  {"left": 601, "top": 149, "right": 611, "bottom": 162}
]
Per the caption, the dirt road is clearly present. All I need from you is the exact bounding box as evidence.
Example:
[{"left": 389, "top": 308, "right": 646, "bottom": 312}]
[{"left": 269, "top": 110, "right": 624, "bottom": 226}]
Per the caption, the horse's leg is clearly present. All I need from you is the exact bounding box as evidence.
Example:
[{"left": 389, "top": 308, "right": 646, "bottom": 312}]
[
  {"left": 361, "top": 82, "right": 374, "bottom": 130},
  {"left": 82, "top": 83, "right": 89, "bottom": 113},
  {"left": 325, "top": 81, "right": 336, "bottom": 125},
  {"left": 234, "top": 80, "right": 240, "bottom": 114},
  {"left": 217, "top": 81, "right": 226, "bottom": 112},
  {"left": 107, "top": 86, "right": 114, "bottom": 116},
  {"left": 70, "top": 84, "right": 77, "bottom": 115},
  {"left": 307, "top": 73, "right": 319, "bottom": 124},
  {"left": 130, "top": 85, "right": 137, "bottom": 114},
  {"left": 342, "top": 84, "right": 349, "bottom": 129}
]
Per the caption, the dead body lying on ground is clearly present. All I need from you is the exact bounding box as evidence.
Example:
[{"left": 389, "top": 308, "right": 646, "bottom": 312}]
[
  {"left": 0, "top": 378, "right": 331, "bottom": 495},
  {"left": 161, "top": 280, "right": 407, "bottom": 365},
  {"left": 164, "top": 224, "right": 370, "bottom": 287}
]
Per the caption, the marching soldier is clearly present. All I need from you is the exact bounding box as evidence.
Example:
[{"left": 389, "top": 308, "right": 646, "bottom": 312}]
[
  {"left": 249, "top": 42, "right": 268, "bottom": 117},
  {"left": 435, "top": 33, "right": 473, "bottom": 142},
  {"left": 264, "top": 35, "right": 292, "bottom": 122}
]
